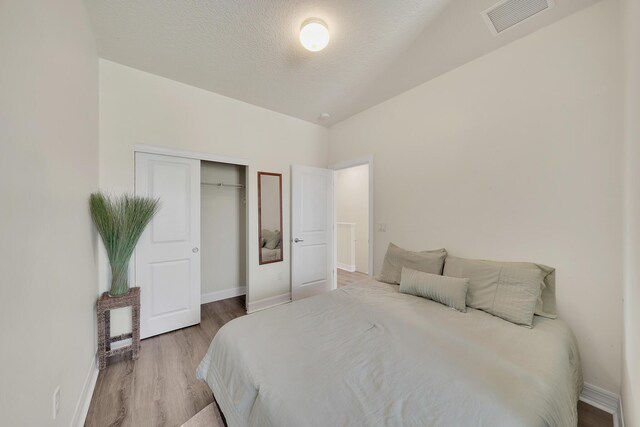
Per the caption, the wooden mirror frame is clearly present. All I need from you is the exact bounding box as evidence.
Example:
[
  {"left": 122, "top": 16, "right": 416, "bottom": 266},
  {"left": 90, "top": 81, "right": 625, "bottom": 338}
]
[{"left": 258, "top": 172, "right": 283, "bottom": 265}]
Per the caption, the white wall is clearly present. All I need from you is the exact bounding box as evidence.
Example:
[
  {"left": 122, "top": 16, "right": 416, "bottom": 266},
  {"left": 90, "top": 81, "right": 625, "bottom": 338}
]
[
  {"left": 99, "top": 59, "right": 328, "bottom": 334},
  {"left": 329, "top": 0, "right": 623, "bottom": 394},
  {"left": 0, "top": 1, "right": 99, "bottom": 425},
  {"left": 336, "top": 165, "right": 369, "bottom": 273},
  {"left": 201, "top": 162, "right": 246, "bottom": 296},
  {"left": 337, "top": 223, "right": 356, "bottom": 270},
  {"left": 622, "top": 0, "right": 640, "bottom": 423}
]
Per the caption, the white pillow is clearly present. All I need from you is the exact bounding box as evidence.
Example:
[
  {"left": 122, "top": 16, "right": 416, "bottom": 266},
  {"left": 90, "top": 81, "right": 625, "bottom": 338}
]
[
  {"left": 377, "top": 243, "right": 447, "bottom": 284},
  {"left": 262, "top": 229, "right": 281, "bottom": 250},
  {"left": 443, "top": 257, "right": 543, "bottom": 327},
  {"left": 399, "top": 267, "right": 469, "bottom": 312}
]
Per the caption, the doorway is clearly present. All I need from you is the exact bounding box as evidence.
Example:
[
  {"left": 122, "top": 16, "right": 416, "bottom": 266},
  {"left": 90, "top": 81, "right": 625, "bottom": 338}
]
[
  {"left": 332, "top": 156, "right": 373, "bottom": 289},
  {"left": 200, "top": 161, "right": 247, "bottom": 304}
]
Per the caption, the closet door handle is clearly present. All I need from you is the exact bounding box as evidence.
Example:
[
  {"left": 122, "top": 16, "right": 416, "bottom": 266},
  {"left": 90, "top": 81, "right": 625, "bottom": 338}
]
[
  {"left": 294, "top": 238, "right": 304, "bottom": 243},
  {"left": 192, "top": 247, "right": 199, "bottom": 253}
]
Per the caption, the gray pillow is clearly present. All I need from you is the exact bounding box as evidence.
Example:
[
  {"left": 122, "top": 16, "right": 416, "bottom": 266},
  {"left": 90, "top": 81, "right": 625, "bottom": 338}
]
[
  {"left": 377, "top": 243, "right": 447, "bottom": 285},
  {"left": 400, "top": 267, "right": 469, "bottom": 312},
  {"left": 443, "top": 256, "right": 544, "bottom": 327},
  {"left": 444, "top": 256, "right": 556, "bottom": 319},
  {"left": 262, "top": 229, "right": 281, "bottom": 250}
]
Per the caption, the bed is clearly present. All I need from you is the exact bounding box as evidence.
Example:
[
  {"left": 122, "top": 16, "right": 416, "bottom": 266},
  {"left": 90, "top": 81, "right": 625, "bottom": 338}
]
[
  {"left": 197, "top": 277, "right": 582, "bottom": 427},
  {"left": 260, "top": 247, "right": 281, "bottom": 263}
]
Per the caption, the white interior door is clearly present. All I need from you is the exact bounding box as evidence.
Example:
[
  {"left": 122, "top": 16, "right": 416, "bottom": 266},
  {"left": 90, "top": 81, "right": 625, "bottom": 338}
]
[
  {"left": 135, "top": 152, "right": 201, "bottom": 339},
  {"left": 291, "top": 165, "right": 335, "bottom": 301}
]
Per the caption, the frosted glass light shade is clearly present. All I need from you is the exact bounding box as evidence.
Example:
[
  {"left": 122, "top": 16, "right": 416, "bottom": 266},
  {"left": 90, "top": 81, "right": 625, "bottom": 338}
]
[{"left": 299, "top": 19, "right": 330, "bottom": 52}]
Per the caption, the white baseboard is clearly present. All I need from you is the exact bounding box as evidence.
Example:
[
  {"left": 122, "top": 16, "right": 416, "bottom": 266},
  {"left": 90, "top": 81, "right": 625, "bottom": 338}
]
[
  {"left": 201, "top": 286, "right": 246, "bottom": 304},
  {"left": 337, "top": 263, "right": 356, "bottom": 272},
  {"left": 247, "top": 292, "right": 291, "bottom": 314},
  {"left": 71, "top": 352, "right": 99, "bottom": 427},
  {"left": 580, "top": 383, "right": 624, "bottom": 427}
]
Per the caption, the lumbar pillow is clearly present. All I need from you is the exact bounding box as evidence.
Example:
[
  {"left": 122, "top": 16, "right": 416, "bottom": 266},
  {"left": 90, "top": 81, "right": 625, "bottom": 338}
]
[
  {"left": 399, "top": 267, "right": 469, "bottom": 312},
  {"left": 443, "top": 256, "right": 544, "bottom": 327},
  {"left": 443, "top": 256, "right": 556, "bottom": 319},
  {"left": 262, "top": 229, "right": 281, "bottom": 250},
  {"left": 377, "top": 243, "right": 447, "bottom": 285}
]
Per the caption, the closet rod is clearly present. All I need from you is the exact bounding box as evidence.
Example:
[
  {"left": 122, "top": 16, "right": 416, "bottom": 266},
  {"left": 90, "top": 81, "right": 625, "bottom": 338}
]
[{"left": 202, "top": 182, "right": 245, "bottom": 189}]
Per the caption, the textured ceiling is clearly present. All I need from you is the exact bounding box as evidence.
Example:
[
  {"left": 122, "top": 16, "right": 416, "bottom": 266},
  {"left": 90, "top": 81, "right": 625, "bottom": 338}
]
[{"left": 86, "top": 0, "right": 599, "bottom": 127}]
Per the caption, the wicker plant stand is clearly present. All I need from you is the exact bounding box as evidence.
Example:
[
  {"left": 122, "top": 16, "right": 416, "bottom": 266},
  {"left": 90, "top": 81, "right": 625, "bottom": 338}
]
[{"left": 97, "top": 287, "right": 140, "bottom": 370}]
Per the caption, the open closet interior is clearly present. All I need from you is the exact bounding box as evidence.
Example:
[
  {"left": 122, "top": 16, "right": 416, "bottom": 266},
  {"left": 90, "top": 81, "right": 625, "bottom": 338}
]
[{"left": 201, "top": 161, "right": 247, "bottom": 302}]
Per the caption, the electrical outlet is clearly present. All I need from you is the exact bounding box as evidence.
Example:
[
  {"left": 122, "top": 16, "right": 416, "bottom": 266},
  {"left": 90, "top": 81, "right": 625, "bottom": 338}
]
[
  {"left": 377, "top": 223, "right": 387, "bottom": 232},
  {"left": 52, "top": 386, "right": 60, "bottom": 419}
]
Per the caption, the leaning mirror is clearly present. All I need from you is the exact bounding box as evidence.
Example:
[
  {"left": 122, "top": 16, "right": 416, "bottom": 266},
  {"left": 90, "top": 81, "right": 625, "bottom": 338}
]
[{"left": 258, "top": 172, "right": 283, "bottom": 264}]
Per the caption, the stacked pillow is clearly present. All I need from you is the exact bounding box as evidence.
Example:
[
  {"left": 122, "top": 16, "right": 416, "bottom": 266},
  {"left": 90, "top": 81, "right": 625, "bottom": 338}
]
[
  {"left": 261, "top": 229, "right": 281, "bottom": 249},
  {"left": 377, "top": 243, "right": 447, "bottom": 284},
  {"left": 443, "top": 257, "right": 556, "bottom": 327},
  {"left": 380, "top": 243, "right": 557, "bottom": 328}
]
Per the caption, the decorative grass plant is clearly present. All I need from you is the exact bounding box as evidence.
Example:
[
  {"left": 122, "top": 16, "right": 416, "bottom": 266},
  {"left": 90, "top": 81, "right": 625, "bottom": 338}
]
[{"left": 90, "top": 192, "right": 160, "bottom": 297}]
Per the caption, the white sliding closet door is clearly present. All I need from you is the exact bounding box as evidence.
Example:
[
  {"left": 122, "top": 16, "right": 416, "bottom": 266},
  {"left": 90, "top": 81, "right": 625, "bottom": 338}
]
[{"left": 135, "top": 152, "right": 201, "bottom": 339}]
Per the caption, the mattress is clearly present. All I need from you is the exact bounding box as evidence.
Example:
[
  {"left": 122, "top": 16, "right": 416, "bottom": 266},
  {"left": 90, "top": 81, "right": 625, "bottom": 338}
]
[{"left": 197, "top": 278, "right": 582, "bottom": 427}]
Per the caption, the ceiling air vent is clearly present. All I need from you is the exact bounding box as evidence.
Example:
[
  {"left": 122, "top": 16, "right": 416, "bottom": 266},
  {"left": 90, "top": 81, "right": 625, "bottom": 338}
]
[{"left": 482, "top": 0, "right": 555, "bottom": 35}]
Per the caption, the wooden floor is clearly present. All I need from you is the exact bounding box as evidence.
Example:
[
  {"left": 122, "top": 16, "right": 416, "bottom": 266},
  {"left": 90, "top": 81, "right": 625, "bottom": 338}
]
[
  {"left": 577, "top": 401, "right": 614, "bottom": 427},
  {"left": 85, "top": 287, "right": 613, "bottom": 427},
  {"left": 337, "top": 268, "right": 369, "bottom": 288},
  {"left": 85, "top": 296, "right": 245, "bottom": 427}
]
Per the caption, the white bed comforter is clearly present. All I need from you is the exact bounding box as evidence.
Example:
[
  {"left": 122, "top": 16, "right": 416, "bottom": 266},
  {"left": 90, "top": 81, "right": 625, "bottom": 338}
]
[{"left": 197, "top": 278, "right": 582, "bottom": 427}]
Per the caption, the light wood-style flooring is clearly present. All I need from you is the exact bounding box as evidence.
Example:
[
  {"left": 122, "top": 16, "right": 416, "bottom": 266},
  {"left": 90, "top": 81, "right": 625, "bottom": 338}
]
[
  {"left": 85, "top": 282, "right": 613, "bottom": 427},
  {"left": 337, "top": 268, "right": 369, "bottom": 288},
  {"left": 85, "top": 297, "right": 245, "bottom": 427}
]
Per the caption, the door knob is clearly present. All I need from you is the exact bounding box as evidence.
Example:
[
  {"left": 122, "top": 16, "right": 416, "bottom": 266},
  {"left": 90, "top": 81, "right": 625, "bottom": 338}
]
[
  {"left": 294, "top": 238, "right": 304, "bottom": 243},
  {"left": 192, "top": 247, "right": 199, "bottom": 253}
]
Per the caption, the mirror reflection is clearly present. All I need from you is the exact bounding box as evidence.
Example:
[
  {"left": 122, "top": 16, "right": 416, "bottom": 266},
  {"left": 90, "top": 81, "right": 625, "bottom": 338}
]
[{"left": 258, "top": 172, "right": 283, "bottom": 264}]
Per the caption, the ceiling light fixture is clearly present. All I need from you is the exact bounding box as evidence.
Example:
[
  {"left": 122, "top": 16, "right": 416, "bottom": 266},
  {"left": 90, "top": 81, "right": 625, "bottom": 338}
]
[{"left": 299, "top": 19, "right": 330, "bottom": 52}]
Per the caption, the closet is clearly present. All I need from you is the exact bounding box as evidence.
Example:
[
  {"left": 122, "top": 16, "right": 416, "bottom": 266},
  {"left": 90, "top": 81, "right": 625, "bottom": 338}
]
[
  {"left": 135, "top": 151, "right": 248, "bottom": 339},
  {"left": 200, "top": 161, "right": 247, "bottom": 302}
]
